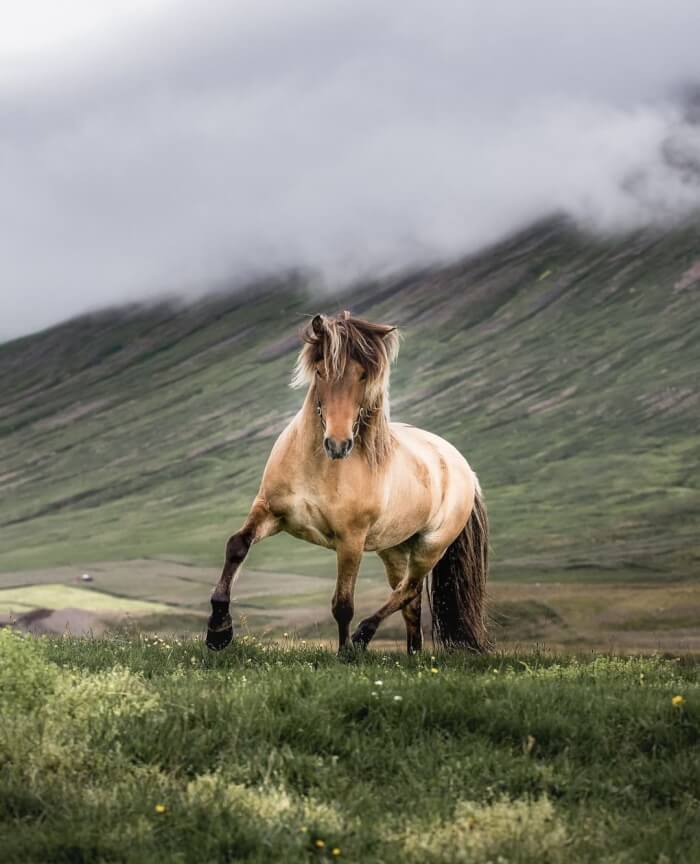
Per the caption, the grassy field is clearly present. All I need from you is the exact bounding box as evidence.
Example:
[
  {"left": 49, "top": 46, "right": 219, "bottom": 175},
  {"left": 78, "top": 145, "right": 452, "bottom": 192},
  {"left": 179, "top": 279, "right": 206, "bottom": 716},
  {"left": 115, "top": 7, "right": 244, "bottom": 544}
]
[{"left": 1, "top": 628, "right": 698, "bottom": 863}]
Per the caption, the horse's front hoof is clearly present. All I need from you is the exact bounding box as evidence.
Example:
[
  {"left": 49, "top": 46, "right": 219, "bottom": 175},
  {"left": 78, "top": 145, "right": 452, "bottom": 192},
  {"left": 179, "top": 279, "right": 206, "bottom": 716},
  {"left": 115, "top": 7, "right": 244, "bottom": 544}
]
[
  {"left": 337, "top": 642, "right": 359, "bottom": 659},
  {"left": 206, "top": 624, "right": 233, "bottom": 651},
  {"left": 206, "top": 598, "right": 234, "bottom": 651}
]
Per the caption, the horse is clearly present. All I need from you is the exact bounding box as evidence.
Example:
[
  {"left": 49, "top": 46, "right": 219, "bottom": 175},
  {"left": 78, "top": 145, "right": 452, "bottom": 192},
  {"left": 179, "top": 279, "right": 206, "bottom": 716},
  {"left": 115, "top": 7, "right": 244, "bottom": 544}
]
[{"left": 206, "top": 311, "right": 491, "bottom": 654}]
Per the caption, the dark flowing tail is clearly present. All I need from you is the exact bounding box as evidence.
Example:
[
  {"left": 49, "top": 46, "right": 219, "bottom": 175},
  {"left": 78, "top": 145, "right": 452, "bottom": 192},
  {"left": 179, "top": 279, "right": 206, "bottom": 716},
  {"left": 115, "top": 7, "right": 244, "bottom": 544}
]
[{"left": 429, "top": 485, "right": 492, "bottom": 652}]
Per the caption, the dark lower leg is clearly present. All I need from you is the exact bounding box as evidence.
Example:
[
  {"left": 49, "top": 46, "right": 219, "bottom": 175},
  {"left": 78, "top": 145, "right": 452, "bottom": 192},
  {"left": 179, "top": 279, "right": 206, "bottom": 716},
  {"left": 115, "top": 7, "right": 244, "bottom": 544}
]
[
  {"left": 206, "top": 528, "right": 254, "bottom": 651},
  {"left": 351, "top": 581, "right": 420, "bottom": 649},
  {"left": 402, "top": 591, "right": 423, "bottom": 654},
  {"left": 332, "top": 595, "right": 354, "bottom": 650},
  {"left": 333, "top": 542, "right": 363, "bottom": 652}
]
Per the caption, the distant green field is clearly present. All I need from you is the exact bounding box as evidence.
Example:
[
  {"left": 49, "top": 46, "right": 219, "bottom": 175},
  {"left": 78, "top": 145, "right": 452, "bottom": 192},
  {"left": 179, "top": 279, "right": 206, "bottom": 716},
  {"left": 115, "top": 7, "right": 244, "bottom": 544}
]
[
  {"left": 1, "top": 630, "right": 698, "bottom": 863},
  {"left": 0, "top": 583, "right": 175, "bottom": 616}
]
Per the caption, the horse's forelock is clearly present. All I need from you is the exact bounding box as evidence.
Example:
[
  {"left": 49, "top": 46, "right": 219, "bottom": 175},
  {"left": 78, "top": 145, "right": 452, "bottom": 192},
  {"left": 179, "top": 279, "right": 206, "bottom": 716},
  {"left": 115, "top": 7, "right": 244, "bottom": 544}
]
[
  {"left": 290, "top": 312, "right": 399, "bottom": 468},
  {"left": 291, "top": 313, "right": 399, "bottom": 400}
]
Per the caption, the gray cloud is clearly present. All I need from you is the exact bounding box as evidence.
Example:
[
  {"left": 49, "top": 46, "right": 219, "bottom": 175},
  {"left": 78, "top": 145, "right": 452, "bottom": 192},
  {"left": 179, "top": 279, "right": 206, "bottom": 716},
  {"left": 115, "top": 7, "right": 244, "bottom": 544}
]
[{"left": 2, "top": 0, "right": 700, "bottom": 339}]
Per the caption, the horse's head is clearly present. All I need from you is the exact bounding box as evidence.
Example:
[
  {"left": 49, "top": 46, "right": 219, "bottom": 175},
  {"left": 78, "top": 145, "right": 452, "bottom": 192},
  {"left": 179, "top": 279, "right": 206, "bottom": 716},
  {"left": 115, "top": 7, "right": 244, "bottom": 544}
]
[{"left": 292, "top": 311, "right": 399, "bottom": 461}]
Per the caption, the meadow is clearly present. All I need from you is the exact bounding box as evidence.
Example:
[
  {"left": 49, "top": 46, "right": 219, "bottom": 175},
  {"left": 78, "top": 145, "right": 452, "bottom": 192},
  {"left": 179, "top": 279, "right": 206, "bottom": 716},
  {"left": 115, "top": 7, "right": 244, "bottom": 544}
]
[{"left": 1, "top": 628, "right": 698, "bottom": 863}]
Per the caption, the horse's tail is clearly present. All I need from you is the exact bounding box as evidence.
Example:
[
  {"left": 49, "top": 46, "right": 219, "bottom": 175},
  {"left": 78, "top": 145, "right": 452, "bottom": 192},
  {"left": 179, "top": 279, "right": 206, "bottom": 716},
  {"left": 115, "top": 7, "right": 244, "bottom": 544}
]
[{"left": 429, "top": 480, "right": 492, "bottom": 652}]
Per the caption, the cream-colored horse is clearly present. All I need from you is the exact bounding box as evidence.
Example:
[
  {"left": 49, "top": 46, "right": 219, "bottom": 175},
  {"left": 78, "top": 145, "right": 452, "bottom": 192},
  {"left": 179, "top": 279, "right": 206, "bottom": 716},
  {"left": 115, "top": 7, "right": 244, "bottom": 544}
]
[{"left": 206, "top": 312, "right": 490, "bottom": 654}]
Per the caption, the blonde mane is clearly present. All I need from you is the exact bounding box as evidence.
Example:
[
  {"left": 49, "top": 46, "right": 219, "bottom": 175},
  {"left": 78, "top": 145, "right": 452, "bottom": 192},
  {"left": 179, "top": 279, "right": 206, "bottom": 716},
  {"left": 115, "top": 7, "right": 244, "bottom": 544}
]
[{"left": 291, "top": 311, "right": 400, "bottom": 468}]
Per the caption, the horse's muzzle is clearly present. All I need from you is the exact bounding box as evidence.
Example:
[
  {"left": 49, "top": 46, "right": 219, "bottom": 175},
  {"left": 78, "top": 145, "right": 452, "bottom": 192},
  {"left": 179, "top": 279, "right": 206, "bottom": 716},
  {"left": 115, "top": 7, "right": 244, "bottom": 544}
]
[{"left": 324, "top": 436, "right": 353, "bottom": 460}]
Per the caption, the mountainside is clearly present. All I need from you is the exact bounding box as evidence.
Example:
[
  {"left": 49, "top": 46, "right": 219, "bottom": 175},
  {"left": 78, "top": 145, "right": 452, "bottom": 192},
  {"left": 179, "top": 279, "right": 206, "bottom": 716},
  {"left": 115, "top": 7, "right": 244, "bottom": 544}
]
[{"left": 1, "top": 218, "right": 699, "bottom": 584}]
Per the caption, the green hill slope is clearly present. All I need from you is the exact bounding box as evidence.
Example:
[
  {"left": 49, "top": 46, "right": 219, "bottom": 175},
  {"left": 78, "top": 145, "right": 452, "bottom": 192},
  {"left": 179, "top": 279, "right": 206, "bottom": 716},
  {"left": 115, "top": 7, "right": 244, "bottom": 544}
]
[{"left": 1, "top": 218, "right": 699, "bottom": 582}]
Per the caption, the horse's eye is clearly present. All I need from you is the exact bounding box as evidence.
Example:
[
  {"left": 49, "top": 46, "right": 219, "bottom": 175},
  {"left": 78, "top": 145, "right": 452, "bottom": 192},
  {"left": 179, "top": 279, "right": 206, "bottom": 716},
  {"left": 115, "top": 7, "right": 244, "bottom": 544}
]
[{"left": 359, "top": 372, "right": 367, "bottom": 382}]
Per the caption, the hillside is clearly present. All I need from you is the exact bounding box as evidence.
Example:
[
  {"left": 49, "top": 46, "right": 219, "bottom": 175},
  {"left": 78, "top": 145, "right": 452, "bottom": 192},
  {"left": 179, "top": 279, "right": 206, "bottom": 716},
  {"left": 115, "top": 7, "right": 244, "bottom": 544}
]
[{"left": 1, "top": 218, "right": 699, "bottom": 602}]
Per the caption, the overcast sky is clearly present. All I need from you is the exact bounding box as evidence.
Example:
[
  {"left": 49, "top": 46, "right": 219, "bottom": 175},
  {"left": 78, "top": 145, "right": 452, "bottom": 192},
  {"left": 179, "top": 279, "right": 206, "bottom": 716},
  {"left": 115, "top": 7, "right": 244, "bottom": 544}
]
[{"left": 2, "top": 1, "right": 700, "bottom": 340}]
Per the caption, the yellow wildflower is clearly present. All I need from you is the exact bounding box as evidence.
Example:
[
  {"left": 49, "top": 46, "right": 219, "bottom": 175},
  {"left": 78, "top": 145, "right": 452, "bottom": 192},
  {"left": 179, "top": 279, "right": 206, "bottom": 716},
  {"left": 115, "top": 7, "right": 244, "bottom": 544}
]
[
  {"left": 672, "top": 695, "right": 685, "bottom": 707},
  {"left": 431, "top": 667, "right": 439, "bottom": 674},
  {"left": 332, "top": 848, "right": 342, "bottom": 857},
  {"left": 154, "top": 803, "right": 167, "bottom": 814},
  {"left": 314, "top": 838, "right": 325, "bottom": 849}
]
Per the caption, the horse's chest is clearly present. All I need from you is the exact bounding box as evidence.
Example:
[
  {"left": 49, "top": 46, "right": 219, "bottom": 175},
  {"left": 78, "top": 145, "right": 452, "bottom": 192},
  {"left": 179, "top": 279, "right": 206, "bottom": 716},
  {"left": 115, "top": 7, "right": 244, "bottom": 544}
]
[{"left": 278, "top": 494, "right": 339, "bottom": 549}]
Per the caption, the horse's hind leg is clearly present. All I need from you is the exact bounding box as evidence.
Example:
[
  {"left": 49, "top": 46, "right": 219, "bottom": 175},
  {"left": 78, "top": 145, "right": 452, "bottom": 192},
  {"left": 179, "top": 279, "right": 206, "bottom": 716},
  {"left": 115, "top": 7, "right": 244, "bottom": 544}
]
[
  {"left": 378, "top": 546, "right": 422, "bottom": 654},
  {"left": 353, "top": 545, "right": 441, "bottom": 651},
  {"left": 206, "top": 502, "right": 279, "bottom": 651},
  {"left": 402, "top": 593, "right": 423, "bottom": 655}
]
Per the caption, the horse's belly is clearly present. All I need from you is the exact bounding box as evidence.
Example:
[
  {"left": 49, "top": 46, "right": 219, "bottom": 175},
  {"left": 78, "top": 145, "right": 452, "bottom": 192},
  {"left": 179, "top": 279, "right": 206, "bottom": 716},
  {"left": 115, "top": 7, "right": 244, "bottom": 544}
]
[{"left": 363, "top": 513, "right": 425, "bottom": 552}]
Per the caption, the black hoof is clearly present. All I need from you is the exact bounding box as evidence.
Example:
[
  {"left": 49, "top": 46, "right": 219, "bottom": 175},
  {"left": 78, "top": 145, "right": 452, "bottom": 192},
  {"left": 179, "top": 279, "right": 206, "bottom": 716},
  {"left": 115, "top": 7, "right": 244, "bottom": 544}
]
[
  {"left": 337, "top": 642, "right": 359, "bottom": 658},
  {"left": 351, "top": 619, "right": 377, "bottom": 649},
  {"left": 206, "top": 598, "right": 233, "bottom": 651},
  {"left": 206, "top": 624, "right": 233, "bottom": 651}
]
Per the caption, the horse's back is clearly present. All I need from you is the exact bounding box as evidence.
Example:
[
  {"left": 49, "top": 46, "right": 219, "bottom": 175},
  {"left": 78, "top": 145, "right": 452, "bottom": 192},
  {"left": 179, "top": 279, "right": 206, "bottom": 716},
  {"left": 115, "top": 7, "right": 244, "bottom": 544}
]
[{"left": 391, "top": 422, "right": 473, "bottom": 482}]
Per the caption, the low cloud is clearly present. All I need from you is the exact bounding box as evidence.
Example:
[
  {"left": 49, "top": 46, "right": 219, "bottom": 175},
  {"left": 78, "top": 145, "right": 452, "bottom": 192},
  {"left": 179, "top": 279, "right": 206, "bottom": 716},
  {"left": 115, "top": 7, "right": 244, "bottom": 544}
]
[{"left": 2, "top": 0, "right": 700, "bottom": 339}]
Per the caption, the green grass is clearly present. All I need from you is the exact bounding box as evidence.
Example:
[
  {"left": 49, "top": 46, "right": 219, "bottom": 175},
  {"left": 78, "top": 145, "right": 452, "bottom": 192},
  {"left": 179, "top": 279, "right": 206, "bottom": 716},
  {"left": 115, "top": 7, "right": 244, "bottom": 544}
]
[
  {"left": 1, "top": 629, "right": 699, "bottom": 863},
  {"left": 0, "top": 584, "right": 175, "bottom": 615}
]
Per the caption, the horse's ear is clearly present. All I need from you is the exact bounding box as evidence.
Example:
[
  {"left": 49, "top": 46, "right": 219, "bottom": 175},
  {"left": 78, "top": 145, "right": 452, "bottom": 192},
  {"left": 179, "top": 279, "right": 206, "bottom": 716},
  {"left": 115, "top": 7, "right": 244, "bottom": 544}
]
[
  {"left": 311, "top": 314, "right": 325, "bottom": 336},
  {"left": 381, "top": 325, "right": 400, "bottom": 363}
]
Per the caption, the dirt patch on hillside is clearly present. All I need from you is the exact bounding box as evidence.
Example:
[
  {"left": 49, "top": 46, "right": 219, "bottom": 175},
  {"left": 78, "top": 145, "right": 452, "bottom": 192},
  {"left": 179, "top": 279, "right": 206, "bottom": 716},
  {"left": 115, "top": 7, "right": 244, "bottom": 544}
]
[{"left": 1, "top": 607, "right": 110, "bottom": 636}]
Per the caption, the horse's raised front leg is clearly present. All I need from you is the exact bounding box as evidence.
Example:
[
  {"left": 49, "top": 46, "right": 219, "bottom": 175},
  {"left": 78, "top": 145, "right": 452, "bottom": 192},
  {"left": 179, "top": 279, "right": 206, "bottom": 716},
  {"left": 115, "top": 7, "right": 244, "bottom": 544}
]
[
  {"left": 378, "top": 546, "right": 422, "bottom": 654},
  {"left": 332, "top": 538, "right": 365, "bottom": 652},
  {"left": 352, "top": 546, "right": 440, "bottom": 651},
  {"left": 206, "top": 502, "right": 279, "bottom": 651}
]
